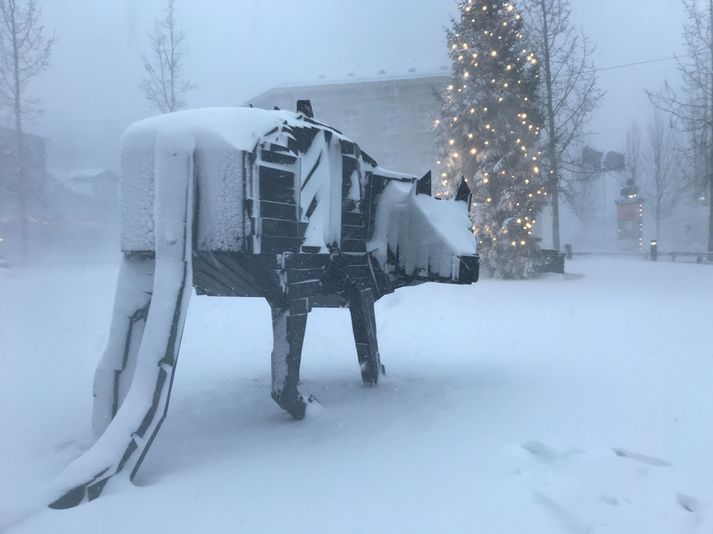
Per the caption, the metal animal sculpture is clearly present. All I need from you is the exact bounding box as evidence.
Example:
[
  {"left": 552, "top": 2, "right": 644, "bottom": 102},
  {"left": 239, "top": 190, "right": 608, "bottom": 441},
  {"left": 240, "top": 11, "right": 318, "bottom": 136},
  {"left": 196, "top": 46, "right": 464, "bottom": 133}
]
[{"left": 48, "top": 103, "right": 478, "bottom": 508}]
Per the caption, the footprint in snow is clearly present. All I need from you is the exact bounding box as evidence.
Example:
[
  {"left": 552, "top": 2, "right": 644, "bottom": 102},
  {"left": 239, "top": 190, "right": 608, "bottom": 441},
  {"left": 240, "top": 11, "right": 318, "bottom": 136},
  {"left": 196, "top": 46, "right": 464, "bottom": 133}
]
[
  {"left": 521, "top": 440, "right": 583, "bottom": 463},
  {"left": 676, "top": 493, "right": 700, "bottom": 513},
  {"left": 611, "top": 447, "right": 672, "bottom": 467},
  {"left": 532, "top": 491, "right": 592, "bottom": 534}
]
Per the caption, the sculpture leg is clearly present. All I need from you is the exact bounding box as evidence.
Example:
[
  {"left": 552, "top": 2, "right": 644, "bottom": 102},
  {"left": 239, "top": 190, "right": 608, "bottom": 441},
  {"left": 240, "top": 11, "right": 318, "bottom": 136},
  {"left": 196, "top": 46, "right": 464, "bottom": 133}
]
[
  {"left": 270, "top": 306, "right": 308, "bottom": 419},
  {"left": 48, "top": 133, "right": 195, "bottom": 509},
  {"left": 349, "top": 287, "right": 382, "bottom": 385},
  {"left": 92, "top": 253, "right": 154, "bottom": 438}
]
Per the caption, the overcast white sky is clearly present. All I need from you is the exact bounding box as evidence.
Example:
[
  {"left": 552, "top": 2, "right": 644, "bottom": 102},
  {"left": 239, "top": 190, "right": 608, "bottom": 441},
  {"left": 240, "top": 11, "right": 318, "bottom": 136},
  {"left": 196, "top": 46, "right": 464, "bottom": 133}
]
[{"left": 29, "top": 0, "right": 685, "bottom": 167}]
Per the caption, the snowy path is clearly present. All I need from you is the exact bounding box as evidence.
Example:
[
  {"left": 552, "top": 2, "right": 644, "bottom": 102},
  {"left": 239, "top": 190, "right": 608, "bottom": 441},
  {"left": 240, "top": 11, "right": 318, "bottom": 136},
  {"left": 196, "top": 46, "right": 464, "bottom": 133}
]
[{"left": 1, "top": 257, "right": 711, "bottom": 533}]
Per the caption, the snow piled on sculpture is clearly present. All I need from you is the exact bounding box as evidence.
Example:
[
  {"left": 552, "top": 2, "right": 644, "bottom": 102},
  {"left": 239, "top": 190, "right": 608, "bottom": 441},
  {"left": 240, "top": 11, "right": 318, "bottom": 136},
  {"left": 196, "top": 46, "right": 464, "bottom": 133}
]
[
  {"left": 369, "top": 180, "right": 475, "bottom": 279},
  {"left": 120, "top": 107, "right": 297, "bottom": 252}
]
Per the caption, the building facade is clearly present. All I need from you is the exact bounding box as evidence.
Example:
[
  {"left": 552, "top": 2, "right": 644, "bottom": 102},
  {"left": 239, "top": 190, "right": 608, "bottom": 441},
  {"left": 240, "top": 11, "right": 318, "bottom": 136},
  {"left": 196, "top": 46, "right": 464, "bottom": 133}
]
[{"left": 247, "top": 73, "right": 449, "bottom": 177}]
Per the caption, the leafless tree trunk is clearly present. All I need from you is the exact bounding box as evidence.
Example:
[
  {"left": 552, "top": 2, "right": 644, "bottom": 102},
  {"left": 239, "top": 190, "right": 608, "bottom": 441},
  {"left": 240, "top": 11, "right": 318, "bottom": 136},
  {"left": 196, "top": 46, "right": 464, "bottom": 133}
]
[
  {"left": 648, "top": 0, "right": 713, "bottom": 252},
  {"left": 560, "top": 154, "right": 598, "bottom": 224},
  {"left": 644, "top": 110, "right": 681, "bottom": 239},
  {"left": 523, "top": 0, "right": 604, "bottom": 250},
  {"left": 0, "top": 0, "right": 53, "bottom": 261},
  {"left": 141, "top": 0, "right": 194, "bottom": 114},
  {"left": 625, "top": 122, "right": 642, "bottom": 185}
]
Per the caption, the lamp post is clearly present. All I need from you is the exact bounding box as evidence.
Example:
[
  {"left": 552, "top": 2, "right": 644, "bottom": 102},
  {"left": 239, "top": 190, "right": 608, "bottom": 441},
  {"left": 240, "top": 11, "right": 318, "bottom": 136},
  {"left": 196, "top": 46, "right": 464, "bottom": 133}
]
[{"left": 649, "top": 240, "right": 658, "bottom": 262}]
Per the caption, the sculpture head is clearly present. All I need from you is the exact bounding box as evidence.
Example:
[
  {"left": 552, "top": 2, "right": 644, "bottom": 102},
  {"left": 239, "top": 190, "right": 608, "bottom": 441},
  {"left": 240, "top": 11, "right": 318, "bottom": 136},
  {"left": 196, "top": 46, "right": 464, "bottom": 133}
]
[{"left": 366, "top": 171, "right": 478, "bottom": 289}]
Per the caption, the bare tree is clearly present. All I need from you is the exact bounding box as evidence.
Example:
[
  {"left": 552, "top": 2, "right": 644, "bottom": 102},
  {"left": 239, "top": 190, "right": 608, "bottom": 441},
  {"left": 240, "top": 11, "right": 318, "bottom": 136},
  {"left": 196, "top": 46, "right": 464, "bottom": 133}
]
[
  {"left": 523, "top": 0, "right": 604, "bottom": 249},
  {"left": 625, "top": 122, "right": 642, "bottom": 185},
  {"left": 0, "top": 0, "right": 53, "bottom": 260},
  {"left": 141, "top": 0, "right": 194, "bottom": 113},
  {"left": 560, "top": 159, "right": 598, "bottom": 223},
  {"left": 643, "top": 111, "right": 682, "bottom": 239},
  {"left": 648, "top": 0, "right": 713, "bottom": 252}
]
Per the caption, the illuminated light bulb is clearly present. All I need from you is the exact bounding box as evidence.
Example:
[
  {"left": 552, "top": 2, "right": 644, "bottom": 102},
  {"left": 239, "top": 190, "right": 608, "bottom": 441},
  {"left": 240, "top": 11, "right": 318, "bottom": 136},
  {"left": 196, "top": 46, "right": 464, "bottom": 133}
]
[
  {"left": 449, "top": 139, "right": 455, "bottom": 145},
  {"left": 470, "top": 148, "right": 477, "bottom": 155},
  {"left": 468, "top": 133, "right": 474, "bottom": 139},
  {"left": 491, "top": 50, "right": 497, "bottom": 57},
  {"left": 486, "top": 197, "right": 492, "bottom": 203},
  {"left": 533, "top": 166, "right": 540, "bottom": 174}
]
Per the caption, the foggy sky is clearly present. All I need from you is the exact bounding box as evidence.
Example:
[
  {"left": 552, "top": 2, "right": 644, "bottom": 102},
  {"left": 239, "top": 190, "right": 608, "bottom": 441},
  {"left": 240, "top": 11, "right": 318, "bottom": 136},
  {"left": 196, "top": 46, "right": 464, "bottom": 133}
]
[{"left": 30, "top": 0, "right": 685, "bottom": 169}]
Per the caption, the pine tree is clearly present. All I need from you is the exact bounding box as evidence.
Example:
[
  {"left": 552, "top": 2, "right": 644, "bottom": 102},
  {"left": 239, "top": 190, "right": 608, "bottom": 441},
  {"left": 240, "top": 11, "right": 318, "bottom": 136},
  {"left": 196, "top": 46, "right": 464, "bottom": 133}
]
[{"left": 436, "top": 0, "right": 547, "bottom": 279}]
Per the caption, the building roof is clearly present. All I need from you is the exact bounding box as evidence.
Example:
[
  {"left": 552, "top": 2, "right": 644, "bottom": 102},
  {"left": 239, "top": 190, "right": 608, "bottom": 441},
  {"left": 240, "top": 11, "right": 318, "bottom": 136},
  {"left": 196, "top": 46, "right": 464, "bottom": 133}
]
[
  {"left": 0, "top": 126, "right": 47, "bottom": 143},
  {"left": 52, "top": 168, "right": 118, "bottom": 196},
  {"left": 246, "top": 71, "right": 450, "bottom": 107}
]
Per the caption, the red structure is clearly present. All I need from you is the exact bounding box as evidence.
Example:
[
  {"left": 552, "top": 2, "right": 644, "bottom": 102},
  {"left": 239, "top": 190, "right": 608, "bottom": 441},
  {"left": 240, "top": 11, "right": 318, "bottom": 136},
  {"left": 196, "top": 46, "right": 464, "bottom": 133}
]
[{"left": 616, "top": 180, "right": 644, "bottom": 251}]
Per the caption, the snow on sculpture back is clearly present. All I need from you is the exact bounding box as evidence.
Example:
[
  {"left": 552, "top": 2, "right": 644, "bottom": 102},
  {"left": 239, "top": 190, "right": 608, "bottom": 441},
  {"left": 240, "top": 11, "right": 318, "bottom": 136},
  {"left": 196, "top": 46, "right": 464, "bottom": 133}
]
[{"left": 47, "top": 103, "right": 479, "bottom": 509}]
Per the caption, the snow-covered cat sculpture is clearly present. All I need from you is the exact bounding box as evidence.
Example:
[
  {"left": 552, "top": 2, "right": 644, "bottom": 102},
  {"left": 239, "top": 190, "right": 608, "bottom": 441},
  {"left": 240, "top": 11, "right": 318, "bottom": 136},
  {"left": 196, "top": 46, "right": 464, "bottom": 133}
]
[{"left": 48, "top": 103, "right": 478, "bottom": 508}]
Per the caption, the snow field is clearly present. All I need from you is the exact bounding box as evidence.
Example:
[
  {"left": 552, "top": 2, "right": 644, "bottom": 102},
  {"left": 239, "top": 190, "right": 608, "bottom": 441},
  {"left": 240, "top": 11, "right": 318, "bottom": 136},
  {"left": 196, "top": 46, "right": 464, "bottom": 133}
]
[{"left": 0, "top": 257, "right": 710, "bottom": 533}]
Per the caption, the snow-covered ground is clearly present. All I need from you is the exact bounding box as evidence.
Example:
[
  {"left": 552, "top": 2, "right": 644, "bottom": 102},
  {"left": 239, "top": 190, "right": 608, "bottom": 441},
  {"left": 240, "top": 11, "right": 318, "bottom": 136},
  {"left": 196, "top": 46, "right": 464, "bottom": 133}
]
[{"left": 1, "top": 257, "right": 711, "bottom": 533}]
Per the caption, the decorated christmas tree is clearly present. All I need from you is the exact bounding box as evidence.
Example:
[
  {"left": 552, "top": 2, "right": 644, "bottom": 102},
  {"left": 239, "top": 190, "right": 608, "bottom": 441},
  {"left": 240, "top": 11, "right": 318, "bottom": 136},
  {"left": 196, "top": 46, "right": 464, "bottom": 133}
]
[{"left": 436, "top": 0, "right": 547, "bottom": 278}]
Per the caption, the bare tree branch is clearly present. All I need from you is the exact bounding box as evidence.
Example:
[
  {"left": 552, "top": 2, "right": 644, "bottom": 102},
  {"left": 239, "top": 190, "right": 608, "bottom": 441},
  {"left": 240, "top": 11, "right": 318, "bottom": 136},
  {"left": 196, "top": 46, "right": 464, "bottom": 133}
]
[
  {"left": 648, "top": 0, "right": 713, "bottom": 251},
  {"left": 140, "top": 0, "right": 195, "bottom": 113},
  {"left": 643, "top": 110, "right": 683, "bottom": 238},
  {"left": 522, "top": 0, "right": 605, "bottom": 249},
  {"left": 0, "top": 0, "right": 54, "bottom": 260}
]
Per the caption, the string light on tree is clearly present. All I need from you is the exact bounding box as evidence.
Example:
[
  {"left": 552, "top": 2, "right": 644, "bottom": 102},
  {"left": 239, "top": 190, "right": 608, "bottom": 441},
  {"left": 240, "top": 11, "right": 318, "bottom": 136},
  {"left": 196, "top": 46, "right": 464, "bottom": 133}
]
[{"left": 435, "top": 0, "right": 546, "bottom": 279}]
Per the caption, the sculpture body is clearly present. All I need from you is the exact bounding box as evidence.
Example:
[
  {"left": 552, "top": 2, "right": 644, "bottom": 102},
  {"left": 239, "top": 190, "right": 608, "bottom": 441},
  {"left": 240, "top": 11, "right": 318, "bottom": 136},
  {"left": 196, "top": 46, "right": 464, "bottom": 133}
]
[{"left": 49, "top": 105, "right": 478, "bottom": 508}]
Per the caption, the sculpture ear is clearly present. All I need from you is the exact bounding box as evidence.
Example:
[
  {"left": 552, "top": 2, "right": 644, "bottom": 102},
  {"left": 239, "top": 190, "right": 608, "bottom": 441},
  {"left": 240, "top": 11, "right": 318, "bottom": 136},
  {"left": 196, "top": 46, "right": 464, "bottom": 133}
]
[
  {"left": 416, "top": 170, "right": 432, "bottom": 196},
  {"left": 454, "top": 176, "right": 472, "bottom": 206},
  {"left": 296, "top": 99, "right": 314, "bottom": 118}
]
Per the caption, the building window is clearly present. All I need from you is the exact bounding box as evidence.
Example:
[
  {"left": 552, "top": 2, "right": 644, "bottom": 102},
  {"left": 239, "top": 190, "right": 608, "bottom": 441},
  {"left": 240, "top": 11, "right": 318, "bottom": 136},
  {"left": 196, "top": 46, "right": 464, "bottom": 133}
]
[{"left": 379, "top": 105, "right": 398, "bottom": 135}]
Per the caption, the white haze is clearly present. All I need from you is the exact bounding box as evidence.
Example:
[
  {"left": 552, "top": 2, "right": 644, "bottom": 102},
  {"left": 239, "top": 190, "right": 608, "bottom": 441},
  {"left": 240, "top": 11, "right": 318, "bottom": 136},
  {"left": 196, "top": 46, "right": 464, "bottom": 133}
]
[
  {"left": 1, "top": 3, "right": 710, "bottom": 532},
  {"left": 28, "top": 0, "right": 684, "bottom": 171}
]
